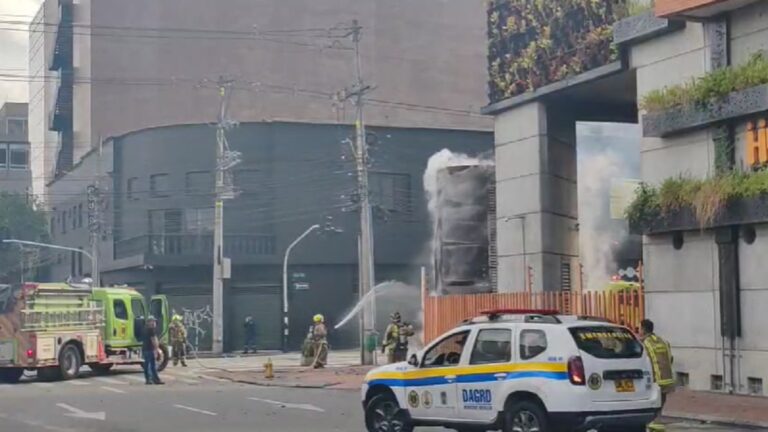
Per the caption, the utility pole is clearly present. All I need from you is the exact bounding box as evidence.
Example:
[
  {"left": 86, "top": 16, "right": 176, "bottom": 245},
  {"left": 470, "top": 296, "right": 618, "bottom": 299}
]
[
  {"left": 335, "top": 20, "right": 376, "bottom": 365},
  {"left": 211, "top": 76, "right": 240, "bottom": 354},
  {"left": 86, "top": 183, "right": 100, "bottom": 284}
]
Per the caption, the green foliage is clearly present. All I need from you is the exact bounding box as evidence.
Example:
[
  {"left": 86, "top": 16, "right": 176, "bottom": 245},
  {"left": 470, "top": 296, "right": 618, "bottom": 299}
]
[
  {"left": 640, "top": 53, "right": 768, "bottom": 113},
  {"left": 625, "top": 169, "right": 768, "bottom": 230},
  {"left": 0, "top": 193, "right": 49, "bottom": 283},
  {"left": 627, "top": 0, "right": 654, "bottom": 16},
  {"left": 487, "top": 0, "right": 629, "bottom": 103}
]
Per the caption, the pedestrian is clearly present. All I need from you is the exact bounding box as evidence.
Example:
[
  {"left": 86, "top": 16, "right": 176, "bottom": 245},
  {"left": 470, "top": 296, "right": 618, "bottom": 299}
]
[
  {"left": 169, "top": 314, "right": 188, "bottom": 367},
  {"left": 640, "top": 319, "right": 674, "bottom": 432},
  {"left": 243, "top": 316, "right": 257, "bottom": 354},
  {"left": 143, "top": 316, "right": 164, "bottom": 385},
  {"left": 310, "top": 314, "right": 328, "bottom": 369}
]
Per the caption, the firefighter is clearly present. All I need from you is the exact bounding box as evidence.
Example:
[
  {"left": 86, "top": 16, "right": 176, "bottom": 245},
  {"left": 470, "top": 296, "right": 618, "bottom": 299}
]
[
  {"left": 382, "top": 312, "right": 414, "bottom": 363},
  {"left": 641, "top": 319, "right": 675, "bottom": 432},
  {"left": 310, "top": 314, "right": 328, "bottom": 369},
  {"left": 169, "top": 314, "right": 188, "bottom": 367}
]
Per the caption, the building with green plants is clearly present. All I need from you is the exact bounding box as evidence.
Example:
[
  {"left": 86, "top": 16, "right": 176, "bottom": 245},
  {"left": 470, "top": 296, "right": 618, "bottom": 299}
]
[{"left": 484, "top": 0, "right": 768, "bottom": 395}]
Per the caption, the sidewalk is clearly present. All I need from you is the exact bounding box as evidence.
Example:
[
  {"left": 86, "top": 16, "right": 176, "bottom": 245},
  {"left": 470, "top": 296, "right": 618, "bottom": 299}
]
[{"left": 664, "top": 389, "right": 768, "bottom": 428}]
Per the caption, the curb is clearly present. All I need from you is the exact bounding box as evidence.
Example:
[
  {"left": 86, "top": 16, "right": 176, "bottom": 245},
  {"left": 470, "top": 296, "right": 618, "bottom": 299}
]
[
  {"left": 226, "top": 378, "right": 342, "bottom": 389},
  {"left": 664, "top": 411, "right": 768, "bottom": 429}
]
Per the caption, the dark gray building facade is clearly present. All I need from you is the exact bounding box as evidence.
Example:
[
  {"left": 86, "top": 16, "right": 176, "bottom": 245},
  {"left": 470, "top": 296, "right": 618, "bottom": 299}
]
[
  {"left": 0, "top": 103, "right": 31, "bottom": 195},
  {"left": 46, "top": 122, "right": 492, "bottom": 351}
]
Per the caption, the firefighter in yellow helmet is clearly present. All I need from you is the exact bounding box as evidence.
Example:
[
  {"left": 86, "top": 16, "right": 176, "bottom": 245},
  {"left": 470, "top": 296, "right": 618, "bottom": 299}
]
[
  {"left": 641, "top": 319, "right": 674, "bottom": 432},
  {"left": 310, "top": 314, "right": 328, "bottom": 369},
  {"left": 382, "top": 312, "right": 414, "bottom": 364},
  {"left": 169, "top": 314, "right": 188, "bottom": 367}
]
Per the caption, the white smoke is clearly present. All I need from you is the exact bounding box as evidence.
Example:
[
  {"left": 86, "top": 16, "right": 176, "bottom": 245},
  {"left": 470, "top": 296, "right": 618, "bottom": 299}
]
[{"left": 423, "top": 149, "right": 494, "bottom": 219}]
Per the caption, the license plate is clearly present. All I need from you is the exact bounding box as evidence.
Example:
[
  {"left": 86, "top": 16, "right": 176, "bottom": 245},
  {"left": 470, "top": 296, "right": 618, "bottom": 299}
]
[{"left": 614, "top": 379, "right": 635, "bottom": 393}]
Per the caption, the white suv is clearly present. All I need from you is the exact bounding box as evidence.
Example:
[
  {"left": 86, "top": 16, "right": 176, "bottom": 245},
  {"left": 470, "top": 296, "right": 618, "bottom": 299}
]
[{"left": 361, "top": 310, "right": 661, "bottom": 432}]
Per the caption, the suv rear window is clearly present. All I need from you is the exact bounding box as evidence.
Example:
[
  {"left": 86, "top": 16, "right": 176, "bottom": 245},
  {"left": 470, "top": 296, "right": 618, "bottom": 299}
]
[{"left": 569, "top": 326, "right": 643, "bottom": 359}]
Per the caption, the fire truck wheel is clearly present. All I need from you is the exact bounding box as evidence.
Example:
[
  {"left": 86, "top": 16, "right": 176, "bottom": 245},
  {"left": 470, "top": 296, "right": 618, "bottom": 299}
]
[
  {"left": 59, "top": 344, "right": 82, "bottom": 380},
  {"left": 156, "top": 343, "right": 170, "bottom": 372},
  {"left": 0, "top": 368, "right": 23, "bottom": 383},
  {"left": 90, "top": 363, "right": 114, "bottom": 375}
]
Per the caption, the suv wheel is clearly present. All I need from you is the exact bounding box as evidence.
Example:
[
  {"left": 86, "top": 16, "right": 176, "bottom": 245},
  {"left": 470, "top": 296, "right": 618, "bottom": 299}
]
[
  {"left": 364, "top": 393, "right": 413, "bottom": 432},
  {"left": 504, "top": 400, "right": 549, "bottom": 432}
]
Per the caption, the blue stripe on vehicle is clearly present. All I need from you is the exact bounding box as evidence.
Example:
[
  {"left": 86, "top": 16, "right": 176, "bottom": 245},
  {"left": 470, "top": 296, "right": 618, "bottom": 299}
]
[{"left": 367, "top": 371, "right": 568, "bottom": 388}]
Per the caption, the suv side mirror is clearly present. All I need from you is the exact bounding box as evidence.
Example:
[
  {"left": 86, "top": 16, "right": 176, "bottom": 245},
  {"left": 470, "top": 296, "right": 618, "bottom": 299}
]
[{"left": 408, "top": 354, "right": 419, "bottom": 367}]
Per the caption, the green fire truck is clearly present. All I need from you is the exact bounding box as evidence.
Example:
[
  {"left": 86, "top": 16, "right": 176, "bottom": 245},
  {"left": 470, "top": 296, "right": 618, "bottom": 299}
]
[{"left": 0, "top": 282, "right": 170, "bottom": 383}]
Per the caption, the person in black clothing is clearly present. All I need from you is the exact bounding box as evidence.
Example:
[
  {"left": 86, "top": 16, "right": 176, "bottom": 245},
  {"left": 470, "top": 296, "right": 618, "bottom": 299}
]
[
  {"left": 243, "top": 316, "right": 257, "bottom": 354},
  {"left": 143, "top": 316, "right": 164, "bottom": 385}
]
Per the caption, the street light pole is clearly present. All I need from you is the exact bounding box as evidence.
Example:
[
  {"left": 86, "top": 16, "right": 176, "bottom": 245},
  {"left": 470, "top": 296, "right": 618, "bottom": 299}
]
[
  {"left": 2, "top": 239, "right": 95, "bottom": 278},
  {"left": 282, "top": 224, "right": 321, "bottom": 352}
]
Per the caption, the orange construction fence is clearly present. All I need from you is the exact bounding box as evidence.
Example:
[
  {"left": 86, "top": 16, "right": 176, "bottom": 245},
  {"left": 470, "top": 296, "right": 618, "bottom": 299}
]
[{"left": 422, "top": 288, "right": 644, "bottom": 344}]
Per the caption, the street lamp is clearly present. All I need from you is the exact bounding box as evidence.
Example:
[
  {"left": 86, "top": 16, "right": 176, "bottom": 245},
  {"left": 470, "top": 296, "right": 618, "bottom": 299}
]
[
  {"left": 281, "top": 224, "right": 320, "bottom": 352},
  {"left": 2, "top": 239, "right": 97, "bottom": 283}
]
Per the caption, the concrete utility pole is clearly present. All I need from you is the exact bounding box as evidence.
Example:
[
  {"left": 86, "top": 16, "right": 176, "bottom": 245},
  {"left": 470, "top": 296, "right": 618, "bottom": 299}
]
[
  {"left": 211, "top": 76, "right": 240, "bottom": 354},
  {"left": 86, "top": 184, "right": 100, "bottom": 284},
  {"left": 335, "top": 20, "right": 376, "bottom": 365}
]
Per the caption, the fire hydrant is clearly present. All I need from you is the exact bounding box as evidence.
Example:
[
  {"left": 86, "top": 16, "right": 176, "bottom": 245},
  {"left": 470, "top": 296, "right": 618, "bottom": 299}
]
[{"left": 264, "top": 358, "right": 274, "bottom": 379}]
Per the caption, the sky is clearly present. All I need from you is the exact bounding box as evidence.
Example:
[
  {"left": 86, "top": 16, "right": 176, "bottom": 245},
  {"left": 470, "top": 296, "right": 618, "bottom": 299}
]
[{"left": 0, "top": 0, "right": 43, "bottom": 105}]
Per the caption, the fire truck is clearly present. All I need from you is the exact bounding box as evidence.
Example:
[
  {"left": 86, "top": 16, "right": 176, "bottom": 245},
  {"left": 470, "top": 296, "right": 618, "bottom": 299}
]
[{"left": 0, "top": 282, "right": 170, "bottom": 383}]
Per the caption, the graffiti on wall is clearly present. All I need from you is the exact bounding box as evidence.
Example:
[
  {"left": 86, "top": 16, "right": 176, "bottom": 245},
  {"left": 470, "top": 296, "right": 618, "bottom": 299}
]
[{"left": 173, "top": 305, "right": 214, "bottom": 351}]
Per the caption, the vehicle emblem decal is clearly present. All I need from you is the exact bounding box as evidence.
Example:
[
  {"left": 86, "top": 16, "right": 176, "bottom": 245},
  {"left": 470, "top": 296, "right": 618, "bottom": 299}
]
[
  {"left": 588, "top": 373, "right": 602, "bottom": 390},
  {"left": 408, "top": 390, "right": 419, "bottom": 408}
]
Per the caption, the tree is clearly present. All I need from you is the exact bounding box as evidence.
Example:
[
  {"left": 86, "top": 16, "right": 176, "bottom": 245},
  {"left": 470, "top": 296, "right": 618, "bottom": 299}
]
[{"left": 0, "top": 193, "right": 49, "bottom": 284}]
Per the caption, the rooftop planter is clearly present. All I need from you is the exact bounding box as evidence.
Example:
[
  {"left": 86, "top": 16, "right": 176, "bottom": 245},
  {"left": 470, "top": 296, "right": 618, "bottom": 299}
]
[
  {"left": 613, "top": 10, "right": 685, "bottom": 46},
  {"left": 487, "top": 0, "right": 629, "bottom": 104},
  {"left": 626, "top": 170, "right": 768, "bottom": 234},
  {"left": 640, "top": 54, "right": 768, "bottom": 138}
]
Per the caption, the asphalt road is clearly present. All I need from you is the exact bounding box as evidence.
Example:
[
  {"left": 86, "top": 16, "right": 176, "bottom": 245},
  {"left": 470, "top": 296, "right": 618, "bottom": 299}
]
[{"left": 0, "top": 366, "right": 756, "bottom": 432}]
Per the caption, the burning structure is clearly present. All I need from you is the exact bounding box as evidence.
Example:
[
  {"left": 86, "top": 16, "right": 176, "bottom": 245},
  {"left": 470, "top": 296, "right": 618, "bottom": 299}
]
[{"left": 431, "top": 165, "right": 496, "bottom": 294}]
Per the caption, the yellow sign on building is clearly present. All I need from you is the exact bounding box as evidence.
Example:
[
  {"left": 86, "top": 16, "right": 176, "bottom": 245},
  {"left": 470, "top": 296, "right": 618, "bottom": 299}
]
[{"left": 747, "top": 119, "right": 768, "bottom": 167}]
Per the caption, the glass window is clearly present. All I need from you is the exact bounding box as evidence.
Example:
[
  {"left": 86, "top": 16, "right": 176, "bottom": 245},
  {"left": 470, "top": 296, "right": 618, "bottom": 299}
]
[
  {"left": 185, "top": 171, "right": 213, "bottom": 195},
  {"left": 422, "top": 330, "right": 470, "bottom": 368},
  {"left": 61, "top": 211, "right": 67, "bottom": 234},
  {"left": 150, "top": 174, "right": 170, "bottom": 198},
  {"left": 0, "top": 144, "right": 7, "bottom": 168},
  {"left": 370, "top": 172, "right": 412, "bottom": 214},
  {"left": 184, "top": 208, "right": 214, "bottom": 234},
  {"left": 6, "top": 118, "right": 28, "bottom": 136},
  {"left": 520, "top": 330, "right": 547, "bottom": 360},
  {"left": 569, "top": 326, "right": 644, "bottom": 359},
  {"left": 127, "top": 177, "right": 139, "bottom": 200},
  {"left": 77, "top": 203, "right": 83, "bottom": 228},
  {"left": 470, "top": 329, "right": 512, "bottom": 365},
  {"left": 9, "top": 144, "right": 28, "bottom": 170},
  {"left": 131, "top": 298, "right": 146, "bottom": 320},
  {"left": 113, "top": 299, "right": 128, "bottom": 320}
]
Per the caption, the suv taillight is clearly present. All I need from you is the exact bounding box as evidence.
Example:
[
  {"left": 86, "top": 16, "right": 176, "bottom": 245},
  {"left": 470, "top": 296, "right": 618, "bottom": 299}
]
[{"left": 568, "top": 356, "right": 586, "bottom": 386}]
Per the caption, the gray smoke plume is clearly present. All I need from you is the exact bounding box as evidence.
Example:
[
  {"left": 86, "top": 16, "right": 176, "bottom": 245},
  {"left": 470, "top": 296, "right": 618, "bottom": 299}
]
[
  {"left": 576, "top": 123, "right": 641, "bottom": 291},
  {"left": 424, "top": 149, "right": 494, "bottom": 294}
]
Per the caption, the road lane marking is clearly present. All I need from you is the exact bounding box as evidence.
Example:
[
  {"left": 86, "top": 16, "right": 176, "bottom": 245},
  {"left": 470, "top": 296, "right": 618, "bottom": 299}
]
[
  {"left": 67, "top": 380, "right": 90, "bottom": 386},
  {"left": 172, "top": 404, "right": 217, "bottom": 416},
  {"left": 100, "top": 386, "right": 126, "bottom": 394},
  {"left": 56, "top": 403, "right": 106, "bottom": 421},
  {"left": 95, "top": 377, "right": 128, "bottom": 385},
  {"left": 0, "top": 413, "right": 76, "bottom": 432},
  {"left": 33, "top": 382, "right": 54, "bottom": 388},
  {"left": 248, "top": 397, "right": 325, "bottom": 413},
  {"left": 125, "top": 375, "right": 146, "bottom": 383}
]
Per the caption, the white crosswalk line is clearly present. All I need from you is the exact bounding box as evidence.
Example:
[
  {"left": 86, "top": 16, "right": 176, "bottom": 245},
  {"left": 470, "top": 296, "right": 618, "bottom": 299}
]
[
  {"left": 172, "top": 404, "right": 217, "bottom": 416},
  {"left": 68, "top": 380, "right": 90, "bottom": 386},
  {"left": 100, "top": 386, "right": 126, "bottom": 394},
  {"left": 95, "top": 377, "right": 128, "bottom": 385},
  {"left": 124, "top": 375, "right": 146, "bottom": 383}
]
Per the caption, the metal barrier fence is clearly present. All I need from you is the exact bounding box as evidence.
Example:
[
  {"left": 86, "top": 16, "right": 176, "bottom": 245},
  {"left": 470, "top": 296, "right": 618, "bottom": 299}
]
[{"left": 422, "top": 288, "right": 644, "bottom": 343}]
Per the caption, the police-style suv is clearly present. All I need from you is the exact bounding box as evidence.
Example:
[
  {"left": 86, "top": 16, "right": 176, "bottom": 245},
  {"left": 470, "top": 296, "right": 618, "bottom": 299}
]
[{"left": 361, "top": 310, "right": 661, "bottom": 432}]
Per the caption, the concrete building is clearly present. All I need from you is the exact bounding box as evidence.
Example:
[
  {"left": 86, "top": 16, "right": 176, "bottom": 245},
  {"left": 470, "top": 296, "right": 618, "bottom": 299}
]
[
  {"left": 0, "top": 103, "right": 31, "bottom": 195},
  {"left": 28, "top": 0, "right": 491, "bottom": 203},
  {"left": 485, "top": 0, "right": 768, "bottom": 395},
  {"left": 44, "top": 121, "right": 492, "bottom": 351}
]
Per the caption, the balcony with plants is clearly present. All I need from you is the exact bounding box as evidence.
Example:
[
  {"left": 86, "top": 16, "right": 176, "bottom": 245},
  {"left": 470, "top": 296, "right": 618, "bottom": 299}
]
[{"left": 641, "top": 54, "right": 768, "bottom": 138}]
